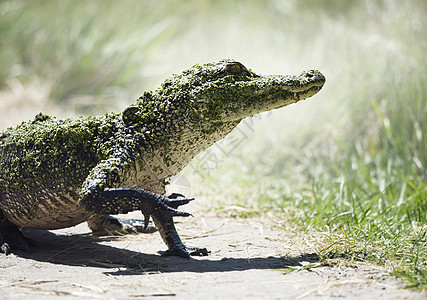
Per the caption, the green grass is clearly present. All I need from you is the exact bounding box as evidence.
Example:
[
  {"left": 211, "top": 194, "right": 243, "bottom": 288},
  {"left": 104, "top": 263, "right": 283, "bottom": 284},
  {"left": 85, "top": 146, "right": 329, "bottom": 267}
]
[
  {"left": 0, "top": 0, "right": 197, "bottom": 113},
  {"left": 1, "top": 0, "right": 426, "bottom": 291},
  {"left": 181, "top": 1, "right": 427, "bottom": 289}
]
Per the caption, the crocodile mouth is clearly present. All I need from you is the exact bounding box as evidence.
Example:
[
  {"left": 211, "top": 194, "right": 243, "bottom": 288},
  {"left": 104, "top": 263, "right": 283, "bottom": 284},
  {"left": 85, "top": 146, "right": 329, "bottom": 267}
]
[
  {"left": 234, "top": 71, "right": 325, "bottom": 120},
  {"left": 290, "top": 83, "right": 325, "bottom": 101},
  {"left": 201, "top": 67, "right": 325, "bottom": 123},
  {"left": 261, "top": 70, "right": 326, "bottom": 93},
  {"left": 252, "top": 71, "right": 326, "bottom": 109}
]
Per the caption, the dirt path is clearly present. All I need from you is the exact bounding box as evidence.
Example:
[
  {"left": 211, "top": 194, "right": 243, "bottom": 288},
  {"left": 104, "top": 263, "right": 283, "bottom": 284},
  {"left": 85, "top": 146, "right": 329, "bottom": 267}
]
[{"left": 0, "top": 207, "right": 424, "bottom": 299}]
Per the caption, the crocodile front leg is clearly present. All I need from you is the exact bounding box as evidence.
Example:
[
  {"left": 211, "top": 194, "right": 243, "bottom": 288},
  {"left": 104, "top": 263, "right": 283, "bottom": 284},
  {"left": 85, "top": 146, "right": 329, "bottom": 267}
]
[
  {"left": 150, "top": 204, "right": 209, "bottom": 258},
  {"left": 154, "top": 218, "right": 209, "bottom": 258},
  {"left": 152, "top": 193, "right": 208, "bottom": 257}
]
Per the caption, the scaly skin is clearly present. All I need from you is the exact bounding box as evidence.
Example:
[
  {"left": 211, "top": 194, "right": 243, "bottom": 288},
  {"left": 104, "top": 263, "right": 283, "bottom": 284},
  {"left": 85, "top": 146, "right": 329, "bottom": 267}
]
[{"left": 0, "top": 59, "right": 325, "bottom": 257}]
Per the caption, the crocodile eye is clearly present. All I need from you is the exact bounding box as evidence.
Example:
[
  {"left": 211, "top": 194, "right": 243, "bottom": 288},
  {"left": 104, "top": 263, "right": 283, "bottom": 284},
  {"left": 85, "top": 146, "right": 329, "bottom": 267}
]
[
  {"left": 219, "top": 61, "right": 253, "bottom": 78},
  {"left": 226, "top": 63, "right": 243, "bottom": 75}
]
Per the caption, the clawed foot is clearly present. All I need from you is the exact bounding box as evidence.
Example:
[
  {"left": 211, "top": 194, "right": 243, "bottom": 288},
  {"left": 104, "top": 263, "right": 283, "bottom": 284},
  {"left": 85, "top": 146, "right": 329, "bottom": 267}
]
[
  {"left": 88, "top": 215, "right": 158, "bottom": 234},
  {"left": 145, "top": 193, "right": 209, "bottom": 258},
  {"left": 0, "top": 225, "right": 35, "bottom": 255},
  {"left": 162, "top": 245, "right": 209, "bottom": 258},
  {"left": 140, "top": 192, "right": 195, "bottom": 231},
  {"left": 106, "top": 216, "right": 158, "bottom": 234}
]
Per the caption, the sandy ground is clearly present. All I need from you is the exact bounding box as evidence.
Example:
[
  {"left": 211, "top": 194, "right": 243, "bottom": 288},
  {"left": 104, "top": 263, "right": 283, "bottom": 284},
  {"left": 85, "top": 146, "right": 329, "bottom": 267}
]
[{"left": 0, "top": 203, "right": 425, "bottom": 300}]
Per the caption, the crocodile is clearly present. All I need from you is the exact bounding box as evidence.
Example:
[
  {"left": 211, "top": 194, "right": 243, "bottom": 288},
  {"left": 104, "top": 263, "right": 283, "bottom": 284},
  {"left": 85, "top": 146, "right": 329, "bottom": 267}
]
[{"left": 0, "top": 59, "right": 325, "bottom": 258}]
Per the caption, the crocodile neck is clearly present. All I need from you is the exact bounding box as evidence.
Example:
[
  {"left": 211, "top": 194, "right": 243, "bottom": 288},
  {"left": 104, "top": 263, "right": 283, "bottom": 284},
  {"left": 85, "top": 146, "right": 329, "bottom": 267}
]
[{"left": 132, "top": 117, "right": 239, "bottom": 188}]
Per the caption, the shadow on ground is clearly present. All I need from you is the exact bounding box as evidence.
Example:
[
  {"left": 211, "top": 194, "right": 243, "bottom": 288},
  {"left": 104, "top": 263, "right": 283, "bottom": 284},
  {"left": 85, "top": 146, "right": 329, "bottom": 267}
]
[{"left": 15, "top": 228, "right": 319, "bottom": 276}]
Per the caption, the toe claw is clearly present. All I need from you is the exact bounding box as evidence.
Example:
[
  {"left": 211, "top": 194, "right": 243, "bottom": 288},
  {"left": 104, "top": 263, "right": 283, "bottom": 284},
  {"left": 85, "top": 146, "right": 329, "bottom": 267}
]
[
  {"left": 187, "top": 246, "right": 209, "bottom": 256},
  {"left": 0, "top": 228, "right": 34, "bottom": 255},
  {"left": 162, "top": 247, "right": 191, "bottom": 258},
  {"left": 167, "top": 198, "right": 195, "bottom": 209},
  {"left": 1, "top": 243, "right": 11, "bottom": 255},
  {"left": 173, "top": 209, "right": 192, "bottom": 218},
  {"left": 166, "top": 193, "right": 186, "bottom": 199},
  {"left": 161, "top": 246, "right": 209, "bottom": 258}
]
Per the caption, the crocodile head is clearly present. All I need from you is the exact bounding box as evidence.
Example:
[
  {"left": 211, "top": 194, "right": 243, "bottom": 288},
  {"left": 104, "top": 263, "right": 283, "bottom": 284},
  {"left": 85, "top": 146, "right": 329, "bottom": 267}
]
[
  {"left": 122, "top": 60, "right": 325, "bottom": 177},
  {"left": 152, "top": 59, "right": 325, "bottom": 123}
]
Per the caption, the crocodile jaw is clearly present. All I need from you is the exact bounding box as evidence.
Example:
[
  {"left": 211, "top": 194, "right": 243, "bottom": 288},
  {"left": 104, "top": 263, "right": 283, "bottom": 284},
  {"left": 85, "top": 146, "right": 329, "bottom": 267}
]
[
  {"left": 210, "top": 69, "right": 326, "bottom": 123},
  {"left": 249, "top": 79, "right": 325, "bottom": 116}
]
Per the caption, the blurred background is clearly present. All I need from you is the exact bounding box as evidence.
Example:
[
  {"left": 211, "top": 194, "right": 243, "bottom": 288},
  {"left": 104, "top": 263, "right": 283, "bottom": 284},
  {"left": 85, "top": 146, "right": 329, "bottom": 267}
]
[{"left": 0, "top": 0, "right": 426, "bottom": 280}]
